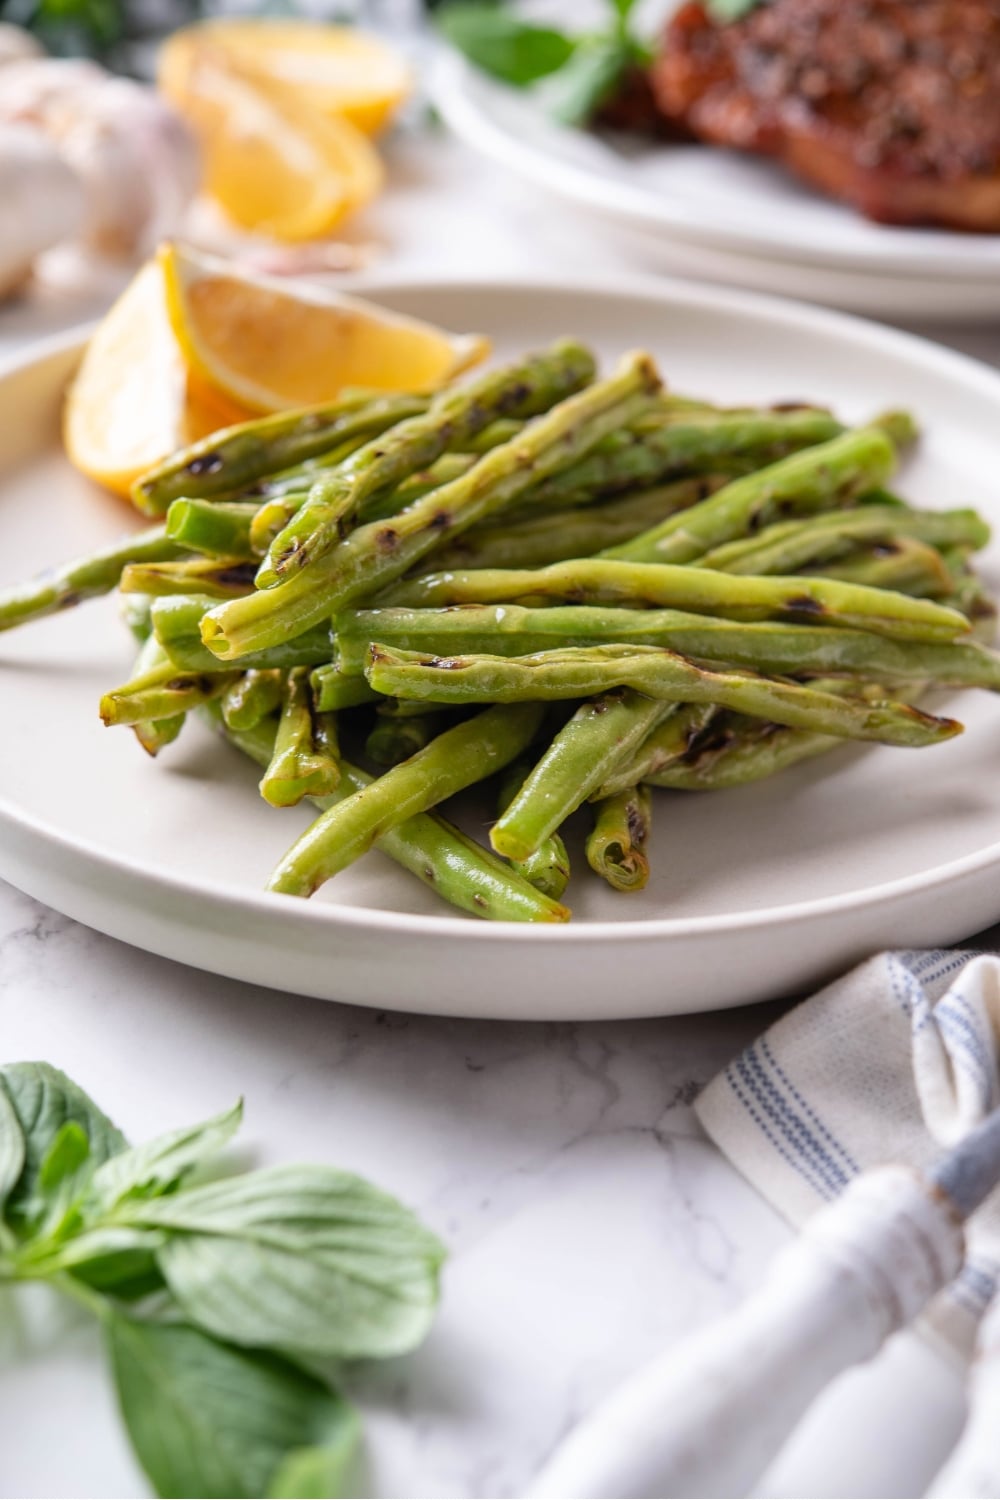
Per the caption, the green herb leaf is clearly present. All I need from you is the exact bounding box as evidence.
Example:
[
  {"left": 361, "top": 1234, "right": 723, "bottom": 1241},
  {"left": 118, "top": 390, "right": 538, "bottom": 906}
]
[
  {"left": 0, "top": 1063, "right": 126, "bottom": 1238},
  {"left": 87, "top": 1100, "right": 243, "bottom": 1215},
  {"left": 266, "top": 1419, "right": 362, "bottom": 1500},
  {"left": 0, "top": 1084, "right": 26, "bottom": 1222},
  {"left": 118, "top": 1164, "right": 445, "bottom": 1358},
  {"left": 18, "top": 1224, "right": 169, "bottom": 1302},
  {"left": 437, "top": 5, "right": 575, "bottom": 87},
  {"left": 30, "top": 1120, "right": 96, "bottom": 1243},
  {"left": 38, "top": 1121, "right": 91, "bottom": 1191},
  {"left": 610, "top": 0, "right": 639, "bottom": 26},
  {"left": 539, "top": 35, "right": 631, "bottom": 127},
  {"left": 106, "top": 1313, "right": 359, "bottom": 1500},
  {"left": 706, "top": 0, "right": 763, "bottom": 20}
]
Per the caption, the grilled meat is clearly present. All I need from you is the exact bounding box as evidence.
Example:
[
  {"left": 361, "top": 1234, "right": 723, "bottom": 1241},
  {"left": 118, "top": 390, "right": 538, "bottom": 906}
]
[{"left": 651, "top": 0, "right": 1000, "bottom": 230}]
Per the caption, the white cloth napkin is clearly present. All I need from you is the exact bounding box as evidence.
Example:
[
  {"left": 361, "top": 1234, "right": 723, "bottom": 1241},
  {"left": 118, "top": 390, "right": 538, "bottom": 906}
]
[{"left": 695, "top": 949, "right": 1000, "bottom": 1363}]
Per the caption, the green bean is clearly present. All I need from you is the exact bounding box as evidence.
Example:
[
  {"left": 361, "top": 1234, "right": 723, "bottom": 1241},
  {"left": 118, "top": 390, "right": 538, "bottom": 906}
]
[
  {"left": 336, "top": 604, "right": 1000, "bottom": 689},
  {"left": 202, "top": 350, "right": 659, "bottom": 660},
  {"left": 491, "top": 691, "right": 676, "bottom": 862},
  {"left": 120, "top": 557, "right": 257, "bottom": 599},
  {"left": 248, "top": 494, "right": 309, "bottom": 557},
  {"left": 815, "top": 538, "right": 957, "bottom": 598},
  {"left": 496, "top": 761, "right": 571, "bottom": 900},
  {"left": 261, "top": 341, "right": 600, "bottom": 583},
  {"left": 594, "top": 704, "right": 719, "bottom": 799},
  {"left": 376, "top": 559, "right": 968, "bottom": 642},
  {"left": 259, "top": 668, "right": 340, "bottom": 807},
  {"left": 127, "top": 635, "right": 186, "bottom": 757},
  {"left": 366, "top": 713, "right": 447, "bottom": 767},
  {"left": 644, "top": 718, "right": 841, "bottom": 790},
  {"left": 364, "top": 643, "right": 960, "bottom": 750},
  {"left": 586, "top": 786, "right": 652, "bottom": 892},
  {"left": 267, "top": 703, "right": 546, "bottom": 896},
  {"left": 310, "top": 665, "right": 381, "bottom": 712},
  {"left": 201, "top": 703, "right": 569, "bottom": 923},
  {"left": 132, "top": 392, "right": 429, "bottom": 514},
  {"left": 699, "top": 506, "right": 990, "bottom": 575},
  {"left": 0, "top": 525, "right": 180, "bottom": 632},
  {"left": 601, "top": 426, "right": 898, "bottom": 565},
  {"left": 523, "top": 406, "right": 844, "bottom": 511},
  {"left": 164, "top": 500, "right": 260, "bottom": 559},
  {"left": 153, "top": 595, "right": 335, "bottom": 674},
  {"left": 100, "top": 659, "right": 238, "bottom": 726},
  {"left": 426, "top": 479, "right": 720, "bottom": 572},
  {"left": 221, "top": 669, "right": 286, "bottom": 732}
]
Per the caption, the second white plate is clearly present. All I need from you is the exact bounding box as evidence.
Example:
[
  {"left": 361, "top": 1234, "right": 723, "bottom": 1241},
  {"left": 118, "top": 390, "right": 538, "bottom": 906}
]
[{"left": 434, "top": 55, "right": 1000, "bottom": 312}]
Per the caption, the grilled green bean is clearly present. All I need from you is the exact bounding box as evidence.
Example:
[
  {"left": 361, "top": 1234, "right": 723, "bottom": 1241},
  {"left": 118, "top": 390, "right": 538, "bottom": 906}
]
[
  {"left": 364, "top": 643, "right": 960, "bottom": 750},
  {"left": 586, "top": 786, "right": 652, "bottom": 892},
  {"left": 267, "top": 703, "right": 546, "bottom": 896},
  {"left": 602, "top": 427, "right": 899, "bottom": 565},
  {"left": 202, "top": 350, "right": 658, "bottom": 660}
]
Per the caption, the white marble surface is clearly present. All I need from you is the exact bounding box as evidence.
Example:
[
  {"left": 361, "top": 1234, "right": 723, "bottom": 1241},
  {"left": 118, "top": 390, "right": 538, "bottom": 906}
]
[{"left": 2, "top": 127, "right": 1000, "bottom": 1499}]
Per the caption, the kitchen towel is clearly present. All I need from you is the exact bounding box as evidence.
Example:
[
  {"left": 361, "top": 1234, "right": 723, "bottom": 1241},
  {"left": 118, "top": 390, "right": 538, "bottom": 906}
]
[{"left": 695, "top": 949, "right": 1000, "bottom": 1363}]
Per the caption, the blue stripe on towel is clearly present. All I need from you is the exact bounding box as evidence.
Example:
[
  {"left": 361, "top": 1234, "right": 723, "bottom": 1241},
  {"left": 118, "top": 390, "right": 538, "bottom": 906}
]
[
  {"left": 726, "top": 1046, "right": 852, "bottom": 1199},
  {"left": 725, "top": 1059, "right": 832, "bottom": 1200},
  {"left": 760, "top": 1037, "right": 861, "bottom": 1180},
  {"left": 934, "top": 996, "right": 996, "bottom": 1105}
]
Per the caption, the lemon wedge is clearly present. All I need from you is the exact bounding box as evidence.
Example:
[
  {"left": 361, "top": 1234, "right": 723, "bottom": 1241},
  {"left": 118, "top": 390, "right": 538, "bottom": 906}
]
[
  {"left": 158, "top": 49, "right": 383, "bottom": 242},
  {"left": 160, "top": 21, "right": 412, "bottom": 137},
  {"left": 64, "top": 260, "right": 250, "bottom": 498},
  {"left": 159, "top": 241, "right": 490, "bottom": 414}
]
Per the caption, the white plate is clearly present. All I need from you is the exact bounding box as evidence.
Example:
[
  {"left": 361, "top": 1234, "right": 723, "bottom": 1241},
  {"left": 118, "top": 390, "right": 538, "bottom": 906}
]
[
  {"left": 581, "top": 220, "right": 1000, "bottom": 320},
  {"left": 3, "top": 275, "right": 1000, "bottom": 1022},
  {"left": 434, "top": 55, "right": 1000, "bottom": 299}
]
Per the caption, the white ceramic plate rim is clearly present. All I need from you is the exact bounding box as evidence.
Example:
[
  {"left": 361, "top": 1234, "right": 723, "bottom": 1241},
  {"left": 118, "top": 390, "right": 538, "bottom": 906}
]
[
  {"left": 432, "top": 52, "right": 1000, "bottom": 280},
  {"left": 5, "top": 272, "right": 1000, "bottom": 946}
]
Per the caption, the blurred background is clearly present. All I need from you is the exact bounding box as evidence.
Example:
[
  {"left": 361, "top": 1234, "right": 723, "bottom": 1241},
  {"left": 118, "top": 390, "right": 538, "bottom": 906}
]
[{"left": 3, "top": 0, "right": 999, "bottom": 327}]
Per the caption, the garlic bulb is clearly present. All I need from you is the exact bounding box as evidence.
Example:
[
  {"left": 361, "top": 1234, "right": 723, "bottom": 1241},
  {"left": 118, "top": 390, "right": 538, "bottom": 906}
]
[
  {"left": 0, "top": 123, "right": 85, "bottom": 296},
  {"left": 0, "top": 58, "right": 201, "bottom": 258}
]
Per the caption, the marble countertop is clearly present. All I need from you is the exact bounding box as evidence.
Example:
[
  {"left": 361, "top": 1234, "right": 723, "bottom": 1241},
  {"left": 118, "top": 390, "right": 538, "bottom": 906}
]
[{"left": 2, "top": 128, "right": 1000, "bottom": 1500}]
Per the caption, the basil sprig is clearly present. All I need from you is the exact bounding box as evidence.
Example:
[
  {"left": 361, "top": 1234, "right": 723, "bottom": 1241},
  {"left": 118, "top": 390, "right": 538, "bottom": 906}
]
[
  {"left": 437, "top": 0, "right": 651, "bottom": 126},
  {"left": 0, "top": 1062, "right": 445, "bottom": 1499},
  {"left": 436, "top": 4, "right": 575, "bottom": 87}
]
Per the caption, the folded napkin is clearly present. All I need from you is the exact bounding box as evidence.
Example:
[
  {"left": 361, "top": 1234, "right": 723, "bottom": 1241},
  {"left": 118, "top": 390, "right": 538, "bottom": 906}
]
[{"left": 695, "top": 949, "right": 1000, "bottom": 1363}]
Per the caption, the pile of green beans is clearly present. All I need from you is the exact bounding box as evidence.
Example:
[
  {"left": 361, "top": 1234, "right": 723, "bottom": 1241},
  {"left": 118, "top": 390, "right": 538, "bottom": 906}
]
[{"left": 2, "top": 339, "right": 996, "bottom": 920}]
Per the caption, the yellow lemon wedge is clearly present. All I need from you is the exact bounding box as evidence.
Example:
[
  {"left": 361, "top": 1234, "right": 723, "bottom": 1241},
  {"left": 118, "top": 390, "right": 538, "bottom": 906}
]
[
  {"left": 160, "top": 20, "right": 412, "bottom": 137},
  {"left": 159, "top": 241, "right": 490, "bottom": 414},
  {"left": 64, "top": 260, "right": 251, "bottom": 498},
  {"left": 158, "top": 49, "right": 383, "bottom": 242}
]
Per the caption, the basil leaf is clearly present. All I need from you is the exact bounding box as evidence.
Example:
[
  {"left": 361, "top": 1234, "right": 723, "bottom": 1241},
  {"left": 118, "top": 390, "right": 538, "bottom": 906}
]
[
  {"left": 266, "top": 1418, "right": 362, "bottom": 1500},
  {"left": 0, "top": 1084, "right": 26, "bottom": 1220},
  {"left": 0, "top": 1063, "right": 126, "bottom": 1237},
  {"left": 106, "top": 1313, "right": 358, "bottom": 1500},
  {"left": 87, "top": 1100, "right": 243, "bottom": 1214},
  {"left": 20, "top": 1224, "right": 169, "bottom": 1300},
  {"left": 540, "top": 35, "right": 631, "bottom": 127},
  {"left": 437, "top": 5, "right": 575, "bottom": 87},
  {"left": 120, "top": 1165, "right": 445, "bottom": 1358},
  {"left": 30, "top": 1120, "right": 95, "bottom": 1242},
  {"left": 38, "top": 1119, "right": 90, "bottom": 1190}
]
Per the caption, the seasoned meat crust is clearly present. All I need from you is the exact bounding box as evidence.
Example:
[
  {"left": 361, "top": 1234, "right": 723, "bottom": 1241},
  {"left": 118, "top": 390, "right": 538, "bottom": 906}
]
[{"left": 652, "top": 0, "right": 1000, "bottom": 229}]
